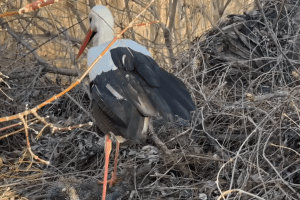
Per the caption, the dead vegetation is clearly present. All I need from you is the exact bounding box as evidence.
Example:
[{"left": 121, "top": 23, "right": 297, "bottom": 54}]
[{"left": 2, "top": 0, "right": 300, "bottom": 199}]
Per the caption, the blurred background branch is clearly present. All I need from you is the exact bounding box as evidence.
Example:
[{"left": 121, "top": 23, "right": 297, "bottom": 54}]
[{"left": 0, "top": 0, "right": 254, "bottom": 72}]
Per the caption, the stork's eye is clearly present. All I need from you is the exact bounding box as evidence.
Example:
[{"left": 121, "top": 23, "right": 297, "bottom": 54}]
[{"left": 89, "top": 17, "right": 92, "bottom": 24}]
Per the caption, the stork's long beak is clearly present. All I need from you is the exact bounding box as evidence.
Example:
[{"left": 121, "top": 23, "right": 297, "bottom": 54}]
[{"left": 76, "top": 28, "right": 96, "bottom": 60}]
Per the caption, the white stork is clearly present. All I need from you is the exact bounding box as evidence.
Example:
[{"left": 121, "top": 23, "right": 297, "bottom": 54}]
[{"left": 77, "top": 5, "right": 196, "bottom": 200}]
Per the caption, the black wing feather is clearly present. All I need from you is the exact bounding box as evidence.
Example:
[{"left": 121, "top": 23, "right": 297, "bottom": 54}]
[
  {"left": 111, "top": 48, "right": 160, "bottom": 87},
  {"left": 91, "top": 82, "right": 127, "bottom": 127},
  {"left": 110, "top": 47, "right": 195, "bottom": 121}
]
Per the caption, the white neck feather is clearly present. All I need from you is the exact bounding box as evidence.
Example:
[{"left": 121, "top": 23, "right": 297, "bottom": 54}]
[
  {"left": 92, "top": 24, "right": 114, "bottom": 47},
  {"left": 89, "top": 5, "right": 115, "bottom": 47}
]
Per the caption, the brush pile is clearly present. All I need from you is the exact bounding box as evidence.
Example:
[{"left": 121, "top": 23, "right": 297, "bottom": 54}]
[{"left": 2, "top": 0, "right": 300, "bottom": 199}]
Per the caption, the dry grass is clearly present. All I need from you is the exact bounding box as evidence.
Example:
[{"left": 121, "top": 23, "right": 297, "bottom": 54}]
[{"left": 2, "top": 0, "right": 300, "bottom": 199}]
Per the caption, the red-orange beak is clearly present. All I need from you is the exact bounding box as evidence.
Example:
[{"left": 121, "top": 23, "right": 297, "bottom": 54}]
[{"left": 76, "top": 28, "right": 96, "bottom": 60}]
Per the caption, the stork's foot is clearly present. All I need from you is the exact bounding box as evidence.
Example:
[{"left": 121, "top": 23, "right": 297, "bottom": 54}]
[{"left": 99, "top": 172, "right": 120, "bottom": 187}]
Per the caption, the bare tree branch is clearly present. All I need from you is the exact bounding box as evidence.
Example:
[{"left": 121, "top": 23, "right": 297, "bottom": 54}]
[{"left": 1, "top": 20, "right": 79, "bottom": 76}]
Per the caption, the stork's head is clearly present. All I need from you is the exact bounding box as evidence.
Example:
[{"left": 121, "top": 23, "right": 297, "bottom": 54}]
[{"left": 77, "top": 5, "right": 114, "bottom": 59}]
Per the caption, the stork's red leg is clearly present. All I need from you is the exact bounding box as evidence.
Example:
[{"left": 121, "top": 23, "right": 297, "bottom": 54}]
[
  {"left": 99, "top": 141, "right": 120, "bottom": 187},
  {"left": 110, "top": 141, "right": 120, "bottom": 187},
  {"left": 101, "top": 135, "right": 112, "bottom": 200}
]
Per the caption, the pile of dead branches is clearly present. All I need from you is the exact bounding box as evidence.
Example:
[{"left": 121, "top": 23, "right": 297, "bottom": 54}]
[
  {"left": 2, "top": 0, "right": 300, "bottom": 199},
  {"left": 174, "top": 0, "right": 300, "bottom": 199}
]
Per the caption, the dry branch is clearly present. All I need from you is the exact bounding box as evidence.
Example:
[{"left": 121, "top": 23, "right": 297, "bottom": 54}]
[
  {"left": 246, "top": 91, "right": 290, "bottom": 101},
  {"left": 0, "top": 71, "right": 12, "bottom": 100},
  {"left": 0, "top": 21, "right": 79, "bottom": 76}
]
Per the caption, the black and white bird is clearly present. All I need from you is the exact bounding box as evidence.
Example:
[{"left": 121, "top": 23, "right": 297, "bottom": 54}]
[{"left": 76, "top": 5, "right": 196, "bottom": 200}]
